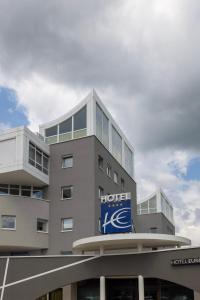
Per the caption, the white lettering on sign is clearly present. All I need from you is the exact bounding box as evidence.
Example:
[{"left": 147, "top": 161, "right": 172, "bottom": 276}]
[{"left": 101, "top": 193, "right": 131, "bottom": 203}]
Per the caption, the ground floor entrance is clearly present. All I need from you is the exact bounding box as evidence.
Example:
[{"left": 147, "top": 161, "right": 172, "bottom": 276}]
[{"left": 77, "top": 278, "right": 194, "bottom": 300}]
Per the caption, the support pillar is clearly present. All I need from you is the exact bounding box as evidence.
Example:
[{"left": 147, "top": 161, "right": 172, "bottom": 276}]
[
  {"left": 100, "top": 276, "right": 106, "bottom": 300},
  {"left": 138, "top": 275, "right": 144, "bottom": 300}
]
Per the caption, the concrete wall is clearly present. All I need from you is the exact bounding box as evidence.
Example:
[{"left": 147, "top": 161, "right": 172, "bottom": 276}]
[
  {"left": 47, "top": 137, "right": 96, "bottom": 254},
  {"left": 2, "top": 247, "right": 200, "bottom": 300},
  {"left": 94, "top": 137, "right": 137, "bottom": 234},
  {"left": 136, "top": 213, "right": 175, "bottom": 235},
  {"left": 0, "top": 195, "right": 49, "bottom": 252},
  {"left": 47, "top": 136, "right": 137, "bottom": 254}
]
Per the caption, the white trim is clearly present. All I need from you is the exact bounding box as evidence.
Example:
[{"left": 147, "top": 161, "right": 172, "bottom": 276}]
[{"left": 0, "top": 258, "right": 9, "bottom": 300}]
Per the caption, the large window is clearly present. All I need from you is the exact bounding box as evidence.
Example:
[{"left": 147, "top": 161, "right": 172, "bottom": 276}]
[
  {"left": 29, "top": 142, "right": 49, "bottom": 175},
  {"left": 45, "top": 106, "right": 87, "bottom": 144},
  {"left": 0, "top": 184, "right": 44, "bottom": 199},
  {"left": 124, "top": 143, "right": 133, "bottom": 177},
  {"left": 74, "top": 106, "right": 87, "bottom": 131},
  {"left": 112, "top": 126, "right": 122, "bottom": 163},
  {"left": 61, "top": 218, "right": 73, "bottom": 232},
  {"left": 59, "top": 117, "right": 72, "bottom": 142},
  {"left": 96, "top": 104, "right": 109, "bottom": 149},
  {"left": 1, "top": 215, "right": 16, "bottom": 230}
]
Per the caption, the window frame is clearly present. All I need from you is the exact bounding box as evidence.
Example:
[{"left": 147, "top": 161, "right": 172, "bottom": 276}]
[
  {"left": 98, "top": 155, "right": 104, "bottom": 170},
  {"left": 106, "top": 164, "right": 112, "bottom": 178},
  {"left": 61, "top": 186, "right": 73, "bottom": 200},
  {"left": 1, "top": 215, "right": 16, "bottom": 230},
  {"left": 61, "top": 218, "right": 73, "bottom": 232},
  {"left": 62, "top": 155, "right": 73, "bottom": 169},
  {"left": 37, "top": 218, "right": 48, "bottom": 233},
  {"left": 114, "top": 171, "right": 119, "bottom": 184}
]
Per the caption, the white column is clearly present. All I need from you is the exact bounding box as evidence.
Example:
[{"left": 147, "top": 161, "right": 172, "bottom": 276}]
[
  {"left": 137, "top": 244, "right": 143, "bottom": 252},
  {"left": 100, "top": 276, "right": 106, "bottom": 300},
  {"left": 138, "top": 275, "right": 144, "bottom": 300}
]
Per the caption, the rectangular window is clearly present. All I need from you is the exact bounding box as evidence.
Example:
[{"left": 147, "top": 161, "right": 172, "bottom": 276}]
[
  {"left": 21, "top": 186, "right": 31, "bottom": 197},
  {"left": 61, "top": 186, "right": 73, "bottom": 200},
  {"left": 37, "top": 219, "right": 48, "bottom": 232},
  {"left": 61, "top": 218, "right": 73, "bottom": 231},
  {"left": 112, "top": 126, "right": 122, "bottom": 164},
  {"left": 29, "top": 142, "right": 49, "bottom": 175},
  {"left": 10, "top": 185, "right": 20, "bottom": 196},
  {"left": 96, "top": 103, "right": 109, "bottom": 149},
  {"left": 62, "top": 156, "right": 73, "bottom": 168},
  {"left": 99, "top": 186, "right": 104, "bottom": 198},
  {"left": 2, "top": 215, "right": 16, "bottom": 230},
  {"left": 98, "top": 155, "right": 104, "bottom": 169},
  {"left": 124, "top": 143, "right": 133, "bottom": 177},
  {"left": 114, "top": 172, "right": 118, "bottom": 184},
  {"left": 0, "top": 184, "right": 9, "bottom": 195},
  {"left": 121, "top": 178, "right": 125, "bottom": 192},
  {"left": 74, "top": 106, "right": 87, "bottom": 131},
  {"left": 106, "top": 164, "right": 111, "bottom": 178},
  {"left": 45, "top": 125, "right": 57, "bottom": 137},
  {"left": 59, "top": 117, "right": 72, "bottom": 134},
  {"left": 32, "top": 188, "right": 43, "bottom": 199}
]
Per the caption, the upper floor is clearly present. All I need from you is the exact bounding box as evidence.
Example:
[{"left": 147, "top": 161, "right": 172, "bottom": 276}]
[
  {"left": 39, "top": 89, "right": 134, "bottom": 178},
  {"left": 0, "top": 126, "right": 49, "bottom": 186}
]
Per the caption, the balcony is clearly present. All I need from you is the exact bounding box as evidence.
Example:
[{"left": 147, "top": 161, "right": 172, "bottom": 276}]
[
  {"left": 0, "top": 126, "right": 49, "bottom": 186},
  {"left": 0, "top": 194, "right": 49, "bottom": 251}
]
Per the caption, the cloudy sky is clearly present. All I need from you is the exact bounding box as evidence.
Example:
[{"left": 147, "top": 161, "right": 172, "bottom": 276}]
[{"left": 0, "top": 0, "right": 200, "bottom": 243}]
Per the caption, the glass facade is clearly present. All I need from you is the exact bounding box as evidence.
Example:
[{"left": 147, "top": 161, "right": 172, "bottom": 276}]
[
  {"left": 112, "top": 126, "right": 122, "bottom": 164},
  {"left": 77, "top": 278, "right": 194, "bottom": 300},
  {"left": 96, "top": 103, "right": 109, "bottom": 149},
  {"left": 0, "top": 184, "right": 44, "bottom": 199},
  {"left": 124, "top": 143, "right": 133, "bottom": 177},
  {"left": 137, "top": 191, "right": 174, "bottom": 225},
  {"left": 45, "top": 106, "right": 87, "bottom": 144},
  {"left": 29, "top": 142, "right": 49, "bottom": 175}
]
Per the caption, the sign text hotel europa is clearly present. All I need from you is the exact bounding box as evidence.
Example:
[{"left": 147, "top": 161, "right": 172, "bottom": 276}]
[
  {"left": 100, "top": 192, "right": 133, "bottom": 234},
  {"left": 171, "top": 257, "right": 200, "bottom": 266}
]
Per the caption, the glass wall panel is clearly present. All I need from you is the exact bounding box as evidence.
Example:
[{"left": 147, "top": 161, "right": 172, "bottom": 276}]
[
  {"left": 96, "top": 104, "right": 102, "bottom": 141},
  {"left": 96, "top": 104, "right": 109, "bottom": 149},
  {"left": 45, "top": 125, "right": 57, "bottom": 137},
  {"left": 124, "top": 143, "right": 133, "bottom": 177},
  {"left": 59, "top": 117, "right": 72, "bottom": 134},
  {"left": 74, "top": 106, "right": 86, "bottom": 131},
  {"left": 112, "top": 126, "right": 122, "bottom": 163}
]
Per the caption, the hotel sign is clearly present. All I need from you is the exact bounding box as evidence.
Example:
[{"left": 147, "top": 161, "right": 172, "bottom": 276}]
[
  {"left": 100, "top": 192, "right": 132, "bottom": 234},
  {"left": 171, "top": 257, "right": 200, "bottom": 266}
]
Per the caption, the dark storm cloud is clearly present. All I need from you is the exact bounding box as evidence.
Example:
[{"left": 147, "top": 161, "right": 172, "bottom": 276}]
[{"left": 0, "top": 0, "right": 200, "bottom": 151}]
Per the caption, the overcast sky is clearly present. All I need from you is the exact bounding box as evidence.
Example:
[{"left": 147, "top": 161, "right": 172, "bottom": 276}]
[{"left": 0, "top": 0, "right": 200, "bottom": 244}]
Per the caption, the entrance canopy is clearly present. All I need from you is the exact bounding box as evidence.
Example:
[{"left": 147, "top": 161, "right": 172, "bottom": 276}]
[{"left": 73, "top": 233, "right": 191, "bottom": 253}]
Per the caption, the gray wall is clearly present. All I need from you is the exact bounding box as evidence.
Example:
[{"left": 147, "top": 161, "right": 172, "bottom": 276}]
[
  {"left": 3, "top": 247, "right": 200, "bottom": 300},
  {"left": 0, "top": 195, "right": 49, "bottom": 252},
  {"left": 136, "top": 213, "right": 175, "bottom": 235},
  {"left": 94, "top": 137, "right": 137, "bottom": 234},
  {"left": 47, "top": 136, "right": 137, "bottom": 254}
]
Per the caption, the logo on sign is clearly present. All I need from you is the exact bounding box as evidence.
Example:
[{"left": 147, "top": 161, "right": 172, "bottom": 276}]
[{"left": 100, "top": 193, "right": 132, "bottom": 234}]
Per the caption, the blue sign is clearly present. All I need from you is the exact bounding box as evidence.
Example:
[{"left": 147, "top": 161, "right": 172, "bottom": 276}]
[{"left": 100, "top": 193, "right": 132, "bottom": 234}]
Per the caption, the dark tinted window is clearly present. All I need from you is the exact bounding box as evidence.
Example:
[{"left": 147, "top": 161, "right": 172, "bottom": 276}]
[
  {"left": 74, "top": 106, "right": 86, "bottom": 131},
  {"left": 45, "top": 125, "right": 57, "bottom": 137},
  {"left": 59, "top": 117, "right": 72, "bottom": 134}
]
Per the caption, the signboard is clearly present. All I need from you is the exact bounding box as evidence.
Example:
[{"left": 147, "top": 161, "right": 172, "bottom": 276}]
[
  {"left": 171, "top": 257, "right": 200, "bottom": 266},
  {"left": 100, "top": 192, "right": 132, "bottom": 234}
]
